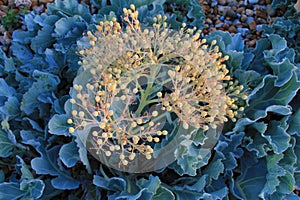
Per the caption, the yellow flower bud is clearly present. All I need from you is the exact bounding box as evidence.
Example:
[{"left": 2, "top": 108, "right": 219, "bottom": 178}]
[
  {"left": 183, "top": 122, "right": 189, "bottom": 130},
  {"left": 133, "top": 136, "right": 139, "bottom": 144},
  {"left": 67, "top": 118, "right": 73, "bottom": 124},
  {"left": 130, "top": 4, "right": 135, "bottom": 11},
  {"left": 105, "top": 151, "right": 111, "bottom": 156},
  {"left": 68, "top": 127, "right": 75, "bottom": 133}
]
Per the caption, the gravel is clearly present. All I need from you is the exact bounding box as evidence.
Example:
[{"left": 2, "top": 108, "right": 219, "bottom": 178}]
[
  {"left": 0, "top": 0, "right": 289, "bottom": 50},
  {"left": 200, "top": 0, "right": 287, "bottom": 48}
]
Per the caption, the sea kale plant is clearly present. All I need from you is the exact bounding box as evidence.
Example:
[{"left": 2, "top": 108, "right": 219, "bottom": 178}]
[
  {"left": 68, "top": 6, "right": 246, "bottom": 173},
  {"left": 0, "top": 0, "right": 299, "bottom": 199}
]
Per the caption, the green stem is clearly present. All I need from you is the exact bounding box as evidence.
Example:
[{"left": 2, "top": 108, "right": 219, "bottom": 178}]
[
  {"left": 135, "top": 65, "right": 161, "bottom": 115},
  {"left": 146, "top": 98, "right": 160, "bottom": 104}
]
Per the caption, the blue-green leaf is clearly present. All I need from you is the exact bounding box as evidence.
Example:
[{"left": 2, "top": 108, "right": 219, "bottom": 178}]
[
  {"left": 0, "top": 128, "right": 15, "bottom": 158},
  {"left": 31, "top": 145, "right": 80, "bottom": 190},
  {"left": 262, "top": 120, "right": 290, "bottom": 154},
  {"left": 0, "top": 183, "right": 24, "bottom": 200},
  {"left": 202, "top": 157, "right": 224, "bottom": 180},
  {"left": 21, "top": 71, "right": 60, "bottom": 116},
  {"left": 233, "top": 152, "right": 267, "bottom": 199},
  {"left": 246, "top": 73, "right": 300, "bottom": 120},
  {"left": 16, "top": 156, "right": 34, "bottom": 180},
  {"left": 265, "top": 58, "right": 296, "bottom": 87},
  {"left": 0, "top": 96, "right": 20, "bottom": 119},
  {"left": 0, "top": 78, "right": 16, "bottom": 97},
  {"left": 152, "top": 186, "right": 175, "bottom": 200},
  {"left": 93, "top": 175, "right": 126, "bottom": 191},
  {"left": 31, "top": 25, "right": 55, "bottom": 54},
  {"left": 288, "top": 109, "right": 300, "bottom": 136},
  {"left": 172, "top": 175, "right": 207, "bottom": 200},
  {"left": 0, "top": 171, "right": 4, "bottom": 183},
  {"left": 19, "top": 179, "right": 45, "bottom": 199},
  {"left": 47, "top": 0, "right": 92, "bottom": 22},
  {"left": 48, "top": 114, "right": 71, "bottom": 136},
  {"left": 59, "top": 140, "right": 80, "bottom": 168},
  {"left": 259, "top": 154, "right": 284, "bottom": 196}
]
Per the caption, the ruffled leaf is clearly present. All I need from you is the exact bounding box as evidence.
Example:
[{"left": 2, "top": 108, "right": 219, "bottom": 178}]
[
  {"left": 233, "top": 152, "right": 267, "bottom": 199},
  {"left": 59, "top": 140, "right": 80, "bottom": 168},
  {"left": 31, "top": 144, "right": 80, "bottom": 190},
  {"left": 0, "top": 128, "right": 16, "bottom": 158},
  {"left": 246, "top": 73, "right": 300, "bottom": 120},
  {"left": 47, "top": 0, "right": 92, "bottom": 22},
  {"left": 21, "top": 71, "right": 60, "bottom": 116},
  {"left": 48, "top": 114, "right": 71, "bottom": 136}
]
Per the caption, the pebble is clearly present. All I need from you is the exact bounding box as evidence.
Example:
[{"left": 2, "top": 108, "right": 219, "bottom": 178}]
[
  {"left": 226, "top": 9, "right": 237, "bottom": 19},
  {"left": 237, "top": 7, "right": 245, "bottom": 14},
  {"left": 256, "top": 8, "right": 268, "bottom": 19},
  {"left": 248, "top": 0, "right": 259, "bottom": 4},
  {"left": 266, "top": 4, "right": 276, "bottom": 17},
  {"left": 258, "top": 0, "right": 266, "bottom": 4},
  {"left": 237, "top": 27, "right": 250, "bottom": 36},
  {"left": 224, "top": 19, "right": 233, "bottom": 25},
  {"left": 256, "top": 24, "right": 263, "bottom": 32},
  {"left": 233, "top": 19, "right": 241, "bottom": 25},
  {"left": 257, "top": 5, "right": 266, "bottom": 9},
  {"left": 0, "top": 10, "right": 5, "bottom": 17},
  {"left": 248, "top": 39, "right": 257, "bottom": 47},
  {"left": 228, "top": 25, "right": 237, "bottom": 33},
  {"left": 227, "top": 0, "right": 238, "bottom": 6},
  {"left": 246, "top": 17, "right": 254, "bottom": 23},
  {"left": 0, "top": 5, "right": 8, "bottom": 12},
  {"left": 256, "top": 17, "right": 267, "bottom": 24},
  {"left": 212, "top": 0, "right": 218, "bottom": 7},
  {"left": 218, "top": 0, "right": 227, "bottom": 6},
  {"left": 216, "top": 22, "right": 224, "bottom": 28},
  {"left": 245, "top": 9, "right": 254, "bottom": 16},
  {"left": 240, "top": 14, "right": 247, "bottom": 22},
  {"left": 222, "top": 23, "right": 230, "bottom": 29},
  {"left": 248, "top": 20, "right": 257, "bottom": 30},
  {"left": 246, "top": 3, "right": 254, "bottom": 9},
  {"left": 8, "top": 0, "right": 13, "bottom": 6},
  {"left": 206, "top": 18, "right": 213, "bottom": 24}
]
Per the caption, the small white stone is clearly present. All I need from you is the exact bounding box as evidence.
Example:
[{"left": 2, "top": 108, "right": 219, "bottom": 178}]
[{"left": 248, "top": 0, "right": 259, "bottom": 4}]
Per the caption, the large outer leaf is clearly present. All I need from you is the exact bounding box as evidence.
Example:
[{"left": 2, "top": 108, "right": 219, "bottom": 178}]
[
  {"left": 152, "top": 186, "right": 175, "bottom": 200},
  {"left": 262, "top": 120, "right": 290, "bottom": 154},
  {"left": 21, "top": 71, "right": 60, "bottom": 116},
  {"left": 0, "top": 157, "right": 45, "bottom": 200},
  {"left": 288, "top": 108, "right": 300, "bottom": 136},
  {"left": 31, "top": 144, "right": 80, "bottom": 190},
  {"left": 48, "top": 114, "right": 71, "bottom": 136},
  {"left": 233, "top": 152, "right": 267, "bottom": 199},
  {"left": 172, "top": 175, "right": 206, "bottom": 200},
  {"left": 47, "top": 0, "right": 92, "bottom": 22},
  {"left": 246, "top": 73, "right": 300, "bottom": 120},
  {"left": 59, "top": 140, "right": 80, "bottom": 168},
  {"left": 0, "top": 128, "right": 16, "bottom": 158},
  {"left": 31, "top": 25, "right": 55, "bottom": 54},
  {"left": 0, "top": 183, "right": 25, "bottom": 200}
]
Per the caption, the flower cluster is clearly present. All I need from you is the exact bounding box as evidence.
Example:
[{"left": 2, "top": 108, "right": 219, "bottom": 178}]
[{"left": 67, "top": 5, "right": 247, "bottom": 167}]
